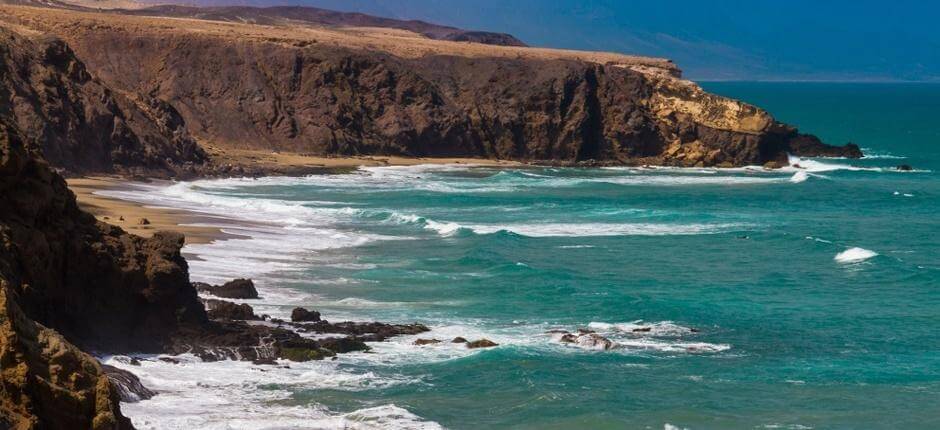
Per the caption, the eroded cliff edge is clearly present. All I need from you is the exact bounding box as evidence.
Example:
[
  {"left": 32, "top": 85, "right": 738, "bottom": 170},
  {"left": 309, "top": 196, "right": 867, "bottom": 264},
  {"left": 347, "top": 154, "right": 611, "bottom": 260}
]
[{"left": 0, "top": 5, "right": 860, "bottom": 171}]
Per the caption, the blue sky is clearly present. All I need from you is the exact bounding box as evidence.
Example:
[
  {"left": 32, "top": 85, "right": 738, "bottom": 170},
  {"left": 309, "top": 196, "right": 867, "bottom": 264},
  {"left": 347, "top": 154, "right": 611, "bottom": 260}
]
[{"left": 196, "top": 0, "right": 940, "bottom": 81}]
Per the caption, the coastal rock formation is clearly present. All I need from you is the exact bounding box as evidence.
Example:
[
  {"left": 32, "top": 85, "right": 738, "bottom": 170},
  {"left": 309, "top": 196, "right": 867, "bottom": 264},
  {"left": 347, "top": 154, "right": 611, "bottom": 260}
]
[
  {"left": 0, "top": 5, "right": 860, "bottom": 169},
  {"left": 0, "top": 26, "right": 205, "bottom": 176}
]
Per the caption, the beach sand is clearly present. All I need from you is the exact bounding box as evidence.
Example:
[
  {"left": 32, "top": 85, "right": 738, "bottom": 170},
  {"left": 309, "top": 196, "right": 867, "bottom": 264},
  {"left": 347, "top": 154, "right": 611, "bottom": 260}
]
[
  {"left": 67, "top": 154, "right": 521, "bottom": 245},
  {"left": 67, "top": 177, "right": 224, "bottom": 244}
]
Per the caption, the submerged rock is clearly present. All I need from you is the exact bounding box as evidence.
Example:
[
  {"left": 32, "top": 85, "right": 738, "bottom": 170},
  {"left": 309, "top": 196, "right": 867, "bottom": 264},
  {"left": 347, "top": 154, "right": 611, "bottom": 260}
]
[
  {"left": 466, "top": 339, "right": 499, "bottom": 349},
  {"left": 896, "top": 164, "right": 914, "bottom": 171},
  {"left": 414, "top": 338, "right": 442, "bottom": 346}
]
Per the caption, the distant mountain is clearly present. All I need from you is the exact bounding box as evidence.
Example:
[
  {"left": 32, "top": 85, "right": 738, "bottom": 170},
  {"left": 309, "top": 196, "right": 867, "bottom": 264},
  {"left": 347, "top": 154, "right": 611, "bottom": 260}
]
[{"left": 42, "top": 0, "right": 528, "bottom": 47}]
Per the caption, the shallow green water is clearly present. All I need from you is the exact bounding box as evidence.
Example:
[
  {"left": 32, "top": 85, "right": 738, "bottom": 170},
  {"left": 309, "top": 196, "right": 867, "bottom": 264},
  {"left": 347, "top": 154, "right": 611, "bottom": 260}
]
[{"left": 113, "top": 83, "right": 940, "bottom": 429}]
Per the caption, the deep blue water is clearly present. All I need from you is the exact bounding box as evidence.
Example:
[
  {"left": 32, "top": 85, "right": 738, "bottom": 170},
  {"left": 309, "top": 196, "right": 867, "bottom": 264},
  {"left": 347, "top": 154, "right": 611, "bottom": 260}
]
[{"left": 109, "top": 83, "right": 940, "bottom": 429}]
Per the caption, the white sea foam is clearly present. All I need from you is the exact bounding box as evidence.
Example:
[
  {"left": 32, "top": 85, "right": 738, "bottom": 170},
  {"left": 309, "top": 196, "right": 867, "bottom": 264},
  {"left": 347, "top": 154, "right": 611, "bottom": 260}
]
[
  {"left": 834, "top": 247, "right": 878, "bottom": 263},
  {"left": 104, "top": 355, "right": 440, "bottom": 430}
]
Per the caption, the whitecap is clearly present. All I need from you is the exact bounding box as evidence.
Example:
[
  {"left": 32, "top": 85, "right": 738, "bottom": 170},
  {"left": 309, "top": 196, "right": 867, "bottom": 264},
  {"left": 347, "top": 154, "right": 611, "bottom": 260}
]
[
  {"left": 789, "top": 170, "right": 810, "bottom": 183},
  {"left": 834, "top": 247, "right": 878, "bottom": 263}
]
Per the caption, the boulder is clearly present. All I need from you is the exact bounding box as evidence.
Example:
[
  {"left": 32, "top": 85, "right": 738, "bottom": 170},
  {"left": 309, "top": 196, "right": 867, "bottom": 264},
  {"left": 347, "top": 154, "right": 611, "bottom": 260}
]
[
  {"left": 102, "top": 364, "right": 155, "bottom": 403},
  {"left": 451, "top": 337, "right": 468, "bottom": 343},
  {"left": 414, "top": 338, "right": 441, "bottom": 346},
  {"left": 290, "top": 307, "right": 321, "bottom": 322},
  {"left": 205, "top": 299, "right": 259, "bottom": 321}
]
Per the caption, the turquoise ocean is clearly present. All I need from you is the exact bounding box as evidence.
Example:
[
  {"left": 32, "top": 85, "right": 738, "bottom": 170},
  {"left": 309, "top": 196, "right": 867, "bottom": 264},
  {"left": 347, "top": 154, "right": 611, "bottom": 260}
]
[{"left": 103, "top": 83, "right": 940, "bottom": 429}]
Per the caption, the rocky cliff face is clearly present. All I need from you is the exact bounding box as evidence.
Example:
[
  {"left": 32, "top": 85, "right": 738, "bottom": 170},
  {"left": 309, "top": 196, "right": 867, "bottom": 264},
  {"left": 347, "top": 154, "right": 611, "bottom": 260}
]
[
  {"left": 0, "top": 120, "right": 137, "bottom": 428},
  {"left": 0, "top": 26, "right": 205, "bottom": 176},
  {"left": 47, "top": 27, "right": 858, "bottom": 166}
]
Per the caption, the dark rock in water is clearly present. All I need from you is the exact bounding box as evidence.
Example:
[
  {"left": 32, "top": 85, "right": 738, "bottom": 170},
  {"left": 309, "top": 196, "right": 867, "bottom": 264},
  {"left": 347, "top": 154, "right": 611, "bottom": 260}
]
[
  {"left": 102, "top": 364, "right": 155, "bottom": 403},
  {"left": 451, "top": 337, "right": 468, "bottom": 343},
  {"left": 764, "top": 160, "right": 786, "bottom": 169},
  {"left": 632, "top": 327, "right": 653, "bottom": 333},
  {"left": 252, "top": 357, "right": 278, "bottom": 366},
  {"left": 318, "top": 337, "right": 371, "bottom": 353},
  {"left": 577, "top": 328, "right": 596, "bottom": 335},
  {"left": 276, "top": 339, "right": 336, "bottom": 362},
  {"left": 205, "top": 299, "right": 259, "bottom": 321},
  {"left": 896, "top": 164, "right": 914, "bottom": 171},
  {"left": 194, "top": 278, "right": 259, "bottom": 299},
  {"left": 158, "top": 357, "right": 180, "bottom": 364},
  {"left": 466, "top": 339, "right": 498, "bottom": 349},
  {"left": 291, "top": 307, "right": 321, "bottom": 322},
  {"left": 414, "top": 338, "right": 441, "bottom": 345},
  {"left": 559, "top": 334, "right": 577, "bottom": 343}
]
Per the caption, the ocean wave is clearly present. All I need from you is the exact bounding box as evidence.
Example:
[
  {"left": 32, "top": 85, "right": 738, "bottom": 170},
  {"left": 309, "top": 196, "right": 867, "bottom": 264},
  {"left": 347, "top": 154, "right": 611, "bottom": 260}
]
[
  {"left": 789, "top": 170, "right": 810, "bottom": 183},
  {"left": 834, "top": 247, "right": 878, "bottom": 263},
  {"left": 860, "top": 148, "right": 908, "bottom": 159},
  {"left": 383, "top": 210, "right": 754, "bottom": 238}
]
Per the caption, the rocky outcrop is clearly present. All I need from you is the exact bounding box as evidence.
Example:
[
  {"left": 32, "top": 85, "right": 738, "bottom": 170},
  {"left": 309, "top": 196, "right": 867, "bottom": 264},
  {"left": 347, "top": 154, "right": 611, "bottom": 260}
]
[{"left": 0, "top": 26, "right": 205, "bottom": 176}]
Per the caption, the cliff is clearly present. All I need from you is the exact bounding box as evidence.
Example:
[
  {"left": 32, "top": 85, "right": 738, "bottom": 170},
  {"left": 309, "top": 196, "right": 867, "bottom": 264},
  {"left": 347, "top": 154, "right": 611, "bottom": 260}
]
[
  {"left": 0, "top": 5, "right": 859, "bottom": 170},
  {"left": 0, "top": 25, "right": 205, "bottom": 176}
]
